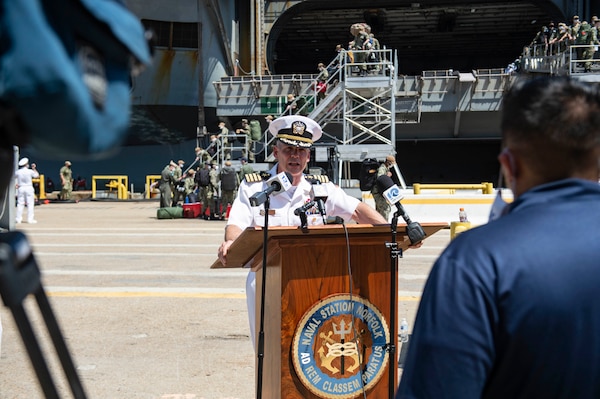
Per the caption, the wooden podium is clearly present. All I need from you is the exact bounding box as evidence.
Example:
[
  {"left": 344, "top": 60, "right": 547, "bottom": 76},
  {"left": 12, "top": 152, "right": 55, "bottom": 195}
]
[{"left": 211, "top": 223, "right": 446, "bottom": 398}]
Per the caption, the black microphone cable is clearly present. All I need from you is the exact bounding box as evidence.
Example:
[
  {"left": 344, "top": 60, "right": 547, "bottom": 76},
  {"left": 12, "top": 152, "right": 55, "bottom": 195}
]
[{"left": 339, "top": 219, "right": 369, "bottom": 399}]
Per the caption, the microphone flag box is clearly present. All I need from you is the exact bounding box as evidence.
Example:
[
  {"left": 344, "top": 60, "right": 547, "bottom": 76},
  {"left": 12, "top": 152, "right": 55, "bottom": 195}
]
[
  {"left": 383, "top": 185, "right": 403, "bottom": 205},
  {"left": 274, "top": 171, "right": 293, "bottom": 192},
  {"left": 311, "top": 184, "right": 328, "bottom": 200},
  {"left": 183, "top": 202, "right": 202, "bottom": 218}
]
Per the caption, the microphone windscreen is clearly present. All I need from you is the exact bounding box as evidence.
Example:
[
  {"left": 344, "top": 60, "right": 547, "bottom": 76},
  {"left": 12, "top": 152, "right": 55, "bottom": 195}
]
[
  {"left": 376, "top": 175, "right": 395, "bottom": 192},
  {"left": 284, "top": 171, "right": 293, "bottom": 183}
]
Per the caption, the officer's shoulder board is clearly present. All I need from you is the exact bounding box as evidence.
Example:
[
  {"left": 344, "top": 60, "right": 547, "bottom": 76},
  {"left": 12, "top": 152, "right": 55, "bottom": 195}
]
[
  {"left": 304, "top": 174, "right": 330, "bottom": 183},
  {"left": 243, "top": 172, "right": 269, "bottom": 183}
]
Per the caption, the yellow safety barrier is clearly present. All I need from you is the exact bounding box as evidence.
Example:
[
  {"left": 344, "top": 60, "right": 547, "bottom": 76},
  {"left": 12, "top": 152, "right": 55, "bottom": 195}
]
[
  {"left": 450, "top": 221, "right": 473, "bottom": 239},
  {"left": 92, "top": 175, "right": 128, "bottom": 199},
  {"left": 31, "top": 175, "right": 46, "bottom": 200},
  {"left": 145, "top": 175, "right": 161, "bottom": 199},
  {"left": 413, "top": 182, "right": 493, "bottom": 195}
]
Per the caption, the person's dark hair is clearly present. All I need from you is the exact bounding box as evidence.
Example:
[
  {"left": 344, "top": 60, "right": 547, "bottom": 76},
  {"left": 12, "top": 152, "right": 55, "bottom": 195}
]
[{"left": 501, "top": 77, "right": 600, "bottom": 178}]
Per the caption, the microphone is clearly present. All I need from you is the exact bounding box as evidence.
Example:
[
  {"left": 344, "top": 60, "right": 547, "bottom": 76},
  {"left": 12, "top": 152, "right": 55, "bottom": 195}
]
[
  {"left": 294, "top": 200, "right": 316, "bottom": 216},
  {"left": 249, "top": 171, "right": 293, "bottom": 207},
  {"left": 294, "top": 199, "right": 316, "bottom": 233},
  {"left": 309, "top": 180, "right": 328, "bottom": 223},
  {"left": 375, "top": 175, "right": 426, "bottom": 245}
]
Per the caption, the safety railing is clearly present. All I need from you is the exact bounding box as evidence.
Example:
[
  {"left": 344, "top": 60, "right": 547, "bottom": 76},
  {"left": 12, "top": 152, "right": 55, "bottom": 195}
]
[
  {"left": 413, "top": 182, "right": 494, "bottom": 195},
  {"left": 92, "top": 175, "right": 128, "bottom": 199},
  {"left": 521, "top": 43, "right": 600, "bottom": 75},
  {"left": 567, "top": 44, "right": 600, "bottom": 74},
  {"left": 145, "top": 175, "right": 161, "bottom": 199},
  {"left": 31, "top": 175, "right": 46, "bottom": 200}
]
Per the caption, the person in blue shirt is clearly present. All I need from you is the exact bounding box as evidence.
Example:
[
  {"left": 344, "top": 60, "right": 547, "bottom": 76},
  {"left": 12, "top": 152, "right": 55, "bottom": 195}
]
[{"left": 396, "top": 76, "right": 600, "bottom": 399}]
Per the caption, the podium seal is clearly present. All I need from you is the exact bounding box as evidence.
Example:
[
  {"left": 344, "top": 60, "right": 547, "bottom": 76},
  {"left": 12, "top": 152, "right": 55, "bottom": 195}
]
[{"left": 291, "top": 294, "right": 390, "bottom": 398}]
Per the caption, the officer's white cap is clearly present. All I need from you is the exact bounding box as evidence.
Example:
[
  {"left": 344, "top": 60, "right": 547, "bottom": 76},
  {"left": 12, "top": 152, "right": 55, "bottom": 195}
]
[
  {"left": 18, "top": 157, "right": 29, "bottom": 167},
  {"left": 268, "top": 115, "right": 322, "bottom": 148}
]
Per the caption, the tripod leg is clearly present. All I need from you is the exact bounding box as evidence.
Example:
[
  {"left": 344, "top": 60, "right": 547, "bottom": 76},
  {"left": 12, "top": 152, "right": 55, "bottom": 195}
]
[
  {"left": 36, "top": 288, "right": 87, "bottom": 398},
  {"left": 0, "top": 232, "right": 88, "bottom": 398},
  {"left": 10, "top": 303, "right": 60, "bottom": 399}
]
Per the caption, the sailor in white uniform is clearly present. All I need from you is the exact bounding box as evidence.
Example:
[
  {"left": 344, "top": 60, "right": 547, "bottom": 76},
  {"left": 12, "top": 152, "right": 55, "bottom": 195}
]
[
  {"left": 217, "top": 115, "right": 386, "bottom": 349},
  {"left": 14, "top": 157, "right": 39, "bottom": 224}
]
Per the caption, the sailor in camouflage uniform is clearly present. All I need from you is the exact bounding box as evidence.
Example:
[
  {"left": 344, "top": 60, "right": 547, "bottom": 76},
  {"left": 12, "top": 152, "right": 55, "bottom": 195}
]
[
  {"left": 370, "top": 155, "right": 397, "bottom": 221},
  {"left": 59, "top": 160, "right": 73, "bottom": 200},
  {"left": 198, "top": 162, "right": 213, "bottom": 219},
  {"left": 219, "top": 160, "right": 239, "bottom": 218},
  {"left": 351, "top": 23, "right": 369, "bottom": 76},
  {"left": 159, "top": 162, "right": 176, "bottom": 208}
]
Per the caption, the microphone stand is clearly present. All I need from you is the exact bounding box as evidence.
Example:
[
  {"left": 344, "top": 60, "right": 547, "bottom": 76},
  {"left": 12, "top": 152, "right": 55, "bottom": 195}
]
[
  {"left": 256, "top": 196, "right": 270, "bottom": 399},
  {"left": 385, "top": 209, "right": 402, "bottom": 399},
  {"left": 298, "top": 212, "right": 309, "bottom": 233},
  {"left": 316, "top": 199, "right": 327, "bottom": 225}
]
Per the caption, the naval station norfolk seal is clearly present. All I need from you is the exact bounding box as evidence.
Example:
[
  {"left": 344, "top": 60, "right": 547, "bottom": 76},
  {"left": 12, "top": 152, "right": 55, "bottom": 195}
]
[{"left": 291, "top": 294, "right": 390, "bottom": 398}]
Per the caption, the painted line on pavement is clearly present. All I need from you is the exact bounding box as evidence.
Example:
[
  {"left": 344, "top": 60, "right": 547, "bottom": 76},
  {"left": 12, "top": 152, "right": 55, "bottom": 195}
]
[
  {"left": 43, "top": 270, "right": 247, "bottom": 277},
  {"left": 21, "top": 227, "right": 226, "bottom": 232},
  {"left": 33, "top": 243, "right": 218, "bottom": 248},
  {"left": 33, "top": 252, "right": 216, "bottom": 257},
  {"left": 32, "top": 248, "right": 437, "bottom": 259},
  {"left": 401, "top": 198, "right": 495, "bottom": 204},
  {"left": 41, "top": 269, "right": 422, "bottom": 279},
  {"left": 44, "top": 286, "right": 422, "bottom": 301},
  {"left": 48, "top": 291, "right": 247, "bottom": 299},
  {"left": 399, "top": 254, "right": 441, "bottom": 259},
  {"left": 33, "top": 252, "right": 439, "bottom": 260},
  {"left": 35, "top": 253, "right": 437, "bottom": 262},
  {"left": 46, "top": 286, "right": 246, "bottom": 298},
  {"left": 418, "top": 245, "right": 449, "bottom": 250},
  {"left": 400, "top": 274, "right": 429, "bottom": 280},
  {"left": 399, "top": 296, "right": 421, "bottom": 302},
  {"left": 25, "top": 233, "right": 223, "bottom": 237}
]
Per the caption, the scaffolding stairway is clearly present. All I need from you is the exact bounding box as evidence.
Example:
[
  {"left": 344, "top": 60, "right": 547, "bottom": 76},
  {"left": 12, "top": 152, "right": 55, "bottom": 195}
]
[{"left": 212, "top": 49, "right": 521, "bottom": 188}]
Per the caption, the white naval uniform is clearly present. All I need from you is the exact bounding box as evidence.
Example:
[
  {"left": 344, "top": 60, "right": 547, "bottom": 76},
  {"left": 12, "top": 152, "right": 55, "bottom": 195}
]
[
  {"left": 226, "top": 165, "right": 361, "bottom": 349},
  {"left": 15, "top": 167, "right": 39, "bottom": 223}
]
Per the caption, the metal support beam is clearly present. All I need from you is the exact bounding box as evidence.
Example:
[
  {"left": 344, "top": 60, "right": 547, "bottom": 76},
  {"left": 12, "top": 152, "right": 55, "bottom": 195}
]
[{"left": 205, "top": 0, "right": 235, "bottom": 75}]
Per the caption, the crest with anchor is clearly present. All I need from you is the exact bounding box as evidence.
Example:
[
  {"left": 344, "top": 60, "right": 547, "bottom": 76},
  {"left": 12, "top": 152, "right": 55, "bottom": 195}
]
[{"left": 291, "top": 294, "right": 390, "bottom": 398}]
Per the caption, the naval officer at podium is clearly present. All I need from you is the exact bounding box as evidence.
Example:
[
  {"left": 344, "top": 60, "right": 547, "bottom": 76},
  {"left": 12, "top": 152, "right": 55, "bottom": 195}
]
[{"left": 217, "top": 115, "right": 386, "bottom": 348}]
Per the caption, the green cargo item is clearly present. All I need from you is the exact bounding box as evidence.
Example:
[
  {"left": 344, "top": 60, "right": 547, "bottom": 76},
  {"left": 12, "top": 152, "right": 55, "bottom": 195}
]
[
  {"left": 157, "top": 207, "right": 183, "bottom": 219},
  {"left": 249, "top": 119, "right": 262, "bottom": 141}
]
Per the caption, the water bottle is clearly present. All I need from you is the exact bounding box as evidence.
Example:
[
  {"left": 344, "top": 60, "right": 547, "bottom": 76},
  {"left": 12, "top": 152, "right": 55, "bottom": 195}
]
[
  {"left": 400, "top": 318, "right": 409, "bottom": 343},
  {"left": 459, "top": 207, "right": 468, "bottom": 222}
]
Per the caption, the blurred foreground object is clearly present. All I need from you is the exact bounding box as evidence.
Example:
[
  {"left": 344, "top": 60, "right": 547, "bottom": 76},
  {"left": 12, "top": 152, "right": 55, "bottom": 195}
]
[{"left": 0, "top": 0, "right": 152, "bottom": 159}]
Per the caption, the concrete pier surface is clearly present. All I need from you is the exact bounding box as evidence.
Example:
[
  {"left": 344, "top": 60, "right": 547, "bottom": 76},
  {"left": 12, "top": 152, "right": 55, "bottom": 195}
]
[{"left": 0, "top": 200, "right": 449, "bottom": 399}]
